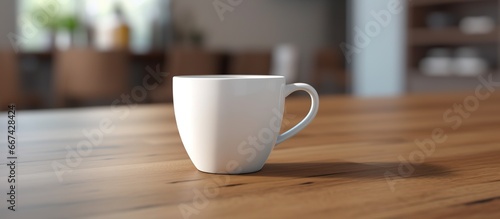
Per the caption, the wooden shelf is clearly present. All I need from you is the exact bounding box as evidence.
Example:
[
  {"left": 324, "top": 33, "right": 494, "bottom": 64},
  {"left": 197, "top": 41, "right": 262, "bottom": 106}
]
[
  {"left": 409, "top": 28, "right": 499, "bottom": 46},
  {"left": 407, "top": 0, "right": 500, "bottom": 93},
  {"left": 411, "top": 0, "right": 496, "bottom": 7}
]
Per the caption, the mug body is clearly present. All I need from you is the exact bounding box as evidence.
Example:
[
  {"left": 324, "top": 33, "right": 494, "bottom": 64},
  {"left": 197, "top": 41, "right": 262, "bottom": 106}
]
[{"left": 173, "top": 75, "right": 286, "bottom": 174}]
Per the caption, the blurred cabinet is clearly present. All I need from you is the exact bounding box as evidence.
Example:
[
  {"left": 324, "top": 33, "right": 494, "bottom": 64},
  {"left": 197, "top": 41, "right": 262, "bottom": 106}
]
[
  {"left": 150, "top": 48, "right": 223, "bottom": 102},
  {"left": 0, "top": 51, "right": 21, "bottom": 110},
  {"left": 54, "top": 49, "right": 130, "bottom": 107},
  {"left": 228, "top": 52, "right": 272, "bottom": 75},
  {"left": 312, "top": 48, "right": 348, "bottom": 93}
]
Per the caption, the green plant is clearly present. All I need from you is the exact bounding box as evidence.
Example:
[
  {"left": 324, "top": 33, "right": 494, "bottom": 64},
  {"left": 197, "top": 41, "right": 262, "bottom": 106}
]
[{"left": 31, "top": 8, "right": 79, "bottom": 32}]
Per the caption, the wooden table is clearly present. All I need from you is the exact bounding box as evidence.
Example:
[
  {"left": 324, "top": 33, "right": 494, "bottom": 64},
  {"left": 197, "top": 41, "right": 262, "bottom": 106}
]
[{"left": 1, "top": 93, "right": 500, "bottom": 218}]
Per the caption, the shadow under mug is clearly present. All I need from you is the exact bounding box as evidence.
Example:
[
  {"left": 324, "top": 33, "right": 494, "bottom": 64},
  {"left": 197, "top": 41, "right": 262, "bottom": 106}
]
[{"left": 173, "top": 75, "right": 319, "bottom": 174}]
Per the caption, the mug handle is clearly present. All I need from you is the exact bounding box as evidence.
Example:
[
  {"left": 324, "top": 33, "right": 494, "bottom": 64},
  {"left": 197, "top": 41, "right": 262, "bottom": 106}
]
[{"left": 276, "top": 83, "right": 319, "bottom": 145}]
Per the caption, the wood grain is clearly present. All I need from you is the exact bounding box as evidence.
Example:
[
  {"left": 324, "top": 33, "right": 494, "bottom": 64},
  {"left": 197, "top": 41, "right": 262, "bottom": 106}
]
[{"left": 1, "top": 92, "right": 500, "bottom": 219}]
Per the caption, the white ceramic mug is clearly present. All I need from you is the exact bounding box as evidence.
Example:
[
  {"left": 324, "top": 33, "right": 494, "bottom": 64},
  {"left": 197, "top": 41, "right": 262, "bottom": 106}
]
[{"left": 173, "top": 75, "right": 319, "bottom": 174}]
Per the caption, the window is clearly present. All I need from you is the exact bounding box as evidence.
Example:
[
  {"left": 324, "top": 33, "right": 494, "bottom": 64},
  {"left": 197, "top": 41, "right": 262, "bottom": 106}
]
[{"left": 17, "top": 0, "right": 170, "bottom": 53}]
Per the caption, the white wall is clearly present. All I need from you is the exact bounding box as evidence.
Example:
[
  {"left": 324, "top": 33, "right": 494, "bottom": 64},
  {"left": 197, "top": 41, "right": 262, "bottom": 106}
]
[
  {"left": 171, "top": 0, "right": 344, "bottom": 81},
  {"left": 350, "top": 0, "right": 406, "bottom": 96},
  {"left": 0, "top": 1, "right": 17, "bottom": 49}
]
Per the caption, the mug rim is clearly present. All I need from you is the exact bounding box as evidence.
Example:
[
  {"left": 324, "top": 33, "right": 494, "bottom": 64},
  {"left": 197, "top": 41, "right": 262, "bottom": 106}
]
[{"left": 173, "top": 75, "right": 284, "bottom": 80}]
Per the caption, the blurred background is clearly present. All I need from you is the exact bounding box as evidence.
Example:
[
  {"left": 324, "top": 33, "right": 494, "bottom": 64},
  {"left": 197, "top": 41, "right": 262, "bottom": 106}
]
[{"left": 0, "top": 0, "right": 499, "bottom": 110}]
